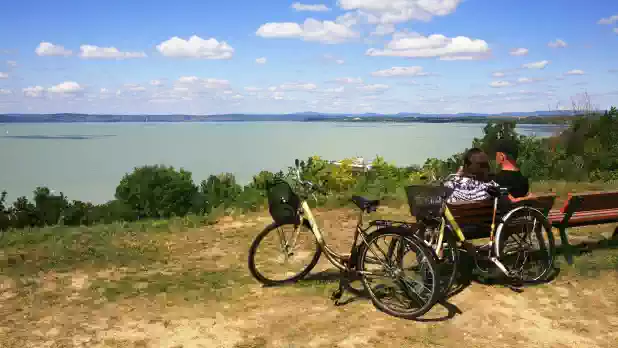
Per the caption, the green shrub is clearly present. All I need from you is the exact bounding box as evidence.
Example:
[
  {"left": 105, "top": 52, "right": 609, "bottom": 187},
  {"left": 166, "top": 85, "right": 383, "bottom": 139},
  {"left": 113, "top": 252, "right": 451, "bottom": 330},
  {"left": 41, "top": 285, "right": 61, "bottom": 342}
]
[{"left": 115, "top": 164, "right": 198, "bottom": 219}]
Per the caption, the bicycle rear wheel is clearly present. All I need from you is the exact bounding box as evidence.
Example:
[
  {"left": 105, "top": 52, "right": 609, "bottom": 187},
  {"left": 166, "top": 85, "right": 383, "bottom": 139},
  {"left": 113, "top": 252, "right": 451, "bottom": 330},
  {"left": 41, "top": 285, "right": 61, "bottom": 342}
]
[
  {"left": 248, "top": 221, "right": 322, "bottom": 286},
  {"left": 495, "top": 207, "right": 555, "bottom": 283},
  {"left": 357, "top": 227, "right": 439, "bottom": 319}
]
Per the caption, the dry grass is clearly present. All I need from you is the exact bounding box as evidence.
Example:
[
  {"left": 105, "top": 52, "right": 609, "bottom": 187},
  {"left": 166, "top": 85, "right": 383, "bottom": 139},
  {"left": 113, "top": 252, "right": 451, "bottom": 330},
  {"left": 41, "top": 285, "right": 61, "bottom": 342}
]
[{"left": 0, "top": 193, "right": 617, "bottom": 347}]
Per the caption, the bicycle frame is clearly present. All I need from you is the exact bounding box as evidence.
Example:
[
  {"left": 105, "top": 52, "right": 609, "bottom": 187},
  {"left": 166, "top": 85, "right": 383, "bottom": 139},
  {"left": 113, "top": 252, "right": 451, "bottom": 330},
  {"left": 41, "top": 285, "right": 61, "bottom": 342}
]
[
  {"left": 298, "top": 199, "right": 380, "bottom": 271},
  {"left": 428, "top": 197, "right": 516, "bottom": 277},
  {"left": 285, "top": 161, "right": 414, "bottom": 278}
]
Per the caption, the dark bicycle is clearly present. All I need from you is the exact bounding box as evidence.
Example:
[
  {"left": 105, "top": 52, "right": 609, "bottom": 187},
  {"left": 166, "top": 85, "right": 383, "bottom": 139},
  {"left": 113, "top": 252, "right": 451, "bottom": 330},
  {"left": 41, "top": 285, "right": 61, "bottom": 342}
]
[{"left": 247, "top": 159, "right": 441, "bottom": 319}]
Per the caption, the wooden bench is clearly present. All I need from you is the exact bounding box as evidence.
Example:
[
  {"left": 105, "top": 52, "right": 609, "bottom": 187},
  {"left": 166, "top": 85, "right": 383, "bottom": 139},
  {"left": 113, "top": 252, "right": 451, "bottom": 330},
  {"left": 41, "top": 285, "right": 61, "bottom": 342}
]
[
  {"left": 447, "top": 194, "right": 557, "bottom": 240},
  {"left": 548, "top": 190, "right": 618, "bottom": 265}
]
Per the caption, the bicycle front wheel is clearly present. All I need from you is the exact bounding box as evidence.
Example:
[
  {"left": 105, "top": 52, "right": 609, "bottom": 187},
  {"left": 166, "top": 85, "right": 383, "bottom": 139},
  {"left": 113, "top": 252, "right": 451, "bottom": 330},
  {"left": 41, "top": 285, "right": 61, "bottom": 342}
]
[
  {"left": 414, "top": 221, "right": 460, "bottom": 298},
  {"left": 248, "top": 221, "right": 322, "bottom": 286},
  {"left": 495, "top": 207, "right": 555, "bottom": 283},
  {"left": 357, "top": 227, "right": 439, "bottom": 319}
]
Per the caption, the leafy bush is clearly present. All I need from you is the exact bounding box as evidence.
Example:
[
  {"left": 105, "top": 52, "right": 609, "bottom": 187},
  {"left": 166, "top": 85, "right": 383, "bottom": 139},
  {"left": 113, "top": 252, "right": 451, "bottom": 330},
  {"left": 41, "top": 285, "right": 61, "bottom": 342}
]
[
  {"left": 115, "top": 164, "right": 198, "bottom": 219},
  {"left": 198, "top": 173, "right": 243, "bottom": 214},
  {"left": 0, "top": 191, "right": 9, "bottom": 231}
]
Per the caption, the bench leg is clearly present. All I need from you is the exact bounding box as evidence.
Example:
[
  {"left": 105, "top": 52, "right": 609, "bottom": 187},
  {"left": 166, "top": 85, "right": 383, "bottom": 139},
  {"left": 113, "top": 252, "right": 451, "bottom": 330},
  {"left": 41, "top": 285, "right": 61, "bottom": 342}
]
[{"left": 558, "top": 227, "right": 574, "bottom": 265}]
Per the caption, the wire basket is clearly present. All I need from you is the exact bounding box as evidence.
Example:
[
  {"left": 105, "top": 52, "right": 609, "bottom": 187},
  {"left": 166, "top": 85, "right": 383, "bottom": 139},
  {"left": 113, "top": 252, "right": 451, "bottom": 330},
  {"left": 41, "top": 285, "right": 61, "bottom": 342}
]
[{"left": 405, "top": 185, "right": 453, "bottom": 219}]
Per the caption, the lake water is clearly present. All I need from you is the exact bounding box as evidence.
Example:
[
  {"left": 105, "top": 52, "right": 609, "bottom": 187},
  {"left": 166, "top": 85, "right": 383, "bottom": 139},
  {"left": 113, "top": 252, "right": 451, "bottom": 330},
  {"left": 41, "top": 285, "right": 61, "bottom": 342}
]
[{"left": 0, "top": 122, "right": 563, "bottom": 204}]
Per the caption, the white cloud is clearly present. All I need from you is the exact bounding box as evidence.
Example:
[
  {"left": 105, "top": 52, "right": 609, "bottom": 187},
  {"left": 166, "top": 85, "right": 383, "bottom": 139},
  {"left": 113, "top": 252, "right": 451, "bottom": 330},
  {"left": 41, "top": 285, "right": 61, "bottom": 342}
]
[
  {"left": 255, "top": 57, "right": 267, "bottom": 64},
  {"left": 371, "top": 66, "right": 429, "bottom": 77},
  {"left": 357, "top": 83, "right": 389, "bottom": 92},
  {"left": 244, "top": 87, "right": 262, "bottom": 92},
  {"left": 522, "top": 60, "right": 549, "bottom": 69},
  {"left": 322, "top": 54, "right": 345, "bottom": 64},
  {"left": 509, "top": 48, "right": 528, "bottom": 56},
  {"left": 48, "top": 81, "right": 84, "bottom": 94},
  {"left": 338, "top": 0, "right": 463, "bottom": 24},
  {"left": 333, "top": 77, "right": 363, "bottom": 84},
  {"left": 278, "top": 82, "right": 318, "bottom": 91},
  {"left": 490, "top": 81, "right": 513, "bottom": 88},
  {"left": 176, "top": 76, "right": 230, "bottom": 89},
  {"left": 79, "top": 45, "right": 146, "bottom": 59},
  {"left": 291, "top": 3, "right": 330, "bottom": 12},
  {"left": 156, "top": 35, "right": 234, "bottom": 59},
  {"left": 548, "top": 39, "right": 567, "bottom": 48},
  {"left": 272, "top": 92, "right": 286, "bottom": 100},
  {"left": 597, "top": 14, "right": 618, "bottom": 25},
  {"left": 23, "top": 86, "right": 45, "bottom": 98},
  {"left": 565, "top": 69, "right": 585, "bottom": 76},
  {"left": 35, "top": 42, "right": 72, "bottom": 57},
  {"left": 0, "top": 88, "right": 11, "bottom": 95},
  {"left": 322, "top": 86, "right": 345, "bottom": 93},
  {"left": 492, "top": 72, "right": 505, "bottom": 78},
  {"left": 150, "top": 80, "right": 163, "bottom": 86},
  {"left": 256, "top": 18, "right": 359, "bottom": 44},
  {"left": 372, "top": 24, "right": 396, "bottom": 36},
  {"left": 0, "top": 72, "right": 7, "bottom": 79},
  {"left": 126, "top": 85, "right": 146, "bottom": 92},
  {"left": 517, "top": 77, "right": 542, "bottom": 84},
  {"left": 6, "top": 60, "right": 17, "bottom": 67},
  {"left": 366, "top": 32, "right": 490, "bottom": 60},
  {"left": 178, "top": 76, "right": 200, "bottom": 84}
]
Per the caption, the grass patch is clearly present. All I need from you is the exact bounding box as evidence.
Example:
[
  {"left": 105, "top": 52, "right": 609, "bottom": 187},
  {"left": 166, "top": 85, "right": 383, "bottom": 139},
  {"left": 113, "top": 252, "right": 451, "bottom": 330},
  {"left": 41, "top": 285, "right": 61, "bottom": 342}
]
[
  {"left": 565, "top": 249, "right": 618, "bottom": 277},
  {"left": 0, "top": 225, "right": 162, "bottom": 277},
  {"left": 90, "top": 267, "right": 247, "bottom": 302},
  {"left": 0, "top": 213, "right": 223, "bottom": 277}
]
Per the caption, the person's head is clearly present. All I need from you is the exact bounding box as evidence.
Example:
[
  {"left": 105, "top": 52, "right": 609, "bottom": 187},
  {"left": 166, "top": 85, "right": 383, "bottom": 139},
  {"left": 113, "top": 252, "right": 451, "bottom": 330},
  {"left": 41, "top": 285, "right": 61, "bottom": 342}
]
[
  {"left": 462, "top": 147, "right": 490, "bottom": 181},
  {"left": 495, "top": 139, "right": 519, "bottom": 168}
]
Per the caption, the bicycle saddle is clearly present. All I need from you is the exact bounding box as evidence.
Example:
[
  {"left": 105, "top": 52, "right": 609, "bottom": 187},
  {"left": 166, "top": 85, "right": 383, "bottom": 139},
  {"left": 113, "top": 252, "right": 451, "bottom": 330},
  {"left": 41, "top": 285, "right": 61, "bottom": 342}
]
[{"left": 351, "top": 195, "right": 380, "bottom": 213}]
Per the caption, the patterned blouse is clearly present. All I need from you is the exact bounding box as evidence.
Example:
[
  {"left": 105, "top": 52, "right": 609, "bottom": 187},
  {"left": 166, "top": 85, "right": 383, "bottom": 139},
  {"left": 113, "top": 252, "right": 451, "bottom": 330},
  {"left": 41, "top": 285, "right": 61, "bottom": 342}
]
[{"left": 443, "top": 174, "right": 499, "bottom": 204}]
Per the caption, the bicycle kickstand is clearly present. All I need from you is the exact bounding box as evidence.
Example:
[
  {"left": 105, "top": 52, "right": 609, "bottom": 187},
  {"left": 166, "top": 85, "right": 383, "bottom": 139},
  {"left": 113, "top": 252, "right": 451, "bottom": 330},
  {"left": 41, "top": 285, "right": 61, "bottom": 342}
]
[
  {"left": 330, "top": 271, "right": 348, "bottom": 306},
  {"left": 489, "top": 257, "right": 524, "bottom": 293}
]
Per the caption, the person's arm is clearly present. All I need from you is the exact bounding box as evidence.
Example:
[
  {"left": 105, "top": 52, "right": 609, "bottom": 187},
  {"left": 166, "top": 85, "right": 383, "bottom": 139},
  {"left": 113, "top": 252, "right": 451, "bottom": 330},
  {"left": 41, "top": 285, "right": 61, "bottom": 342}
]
[{"left": 508, "top": 192, "right": 535, "bottom": 203}]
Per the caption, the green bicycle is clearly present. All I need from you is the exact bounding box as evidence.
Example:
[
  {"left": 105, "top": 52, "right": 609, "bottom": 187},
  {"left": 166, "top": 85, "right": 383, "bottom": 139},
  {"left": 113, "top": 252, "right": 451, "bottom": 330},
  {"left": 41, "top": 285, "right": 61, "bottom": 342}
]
[{"left": 248, "top": 159, "right": 440, "bottom": 319}]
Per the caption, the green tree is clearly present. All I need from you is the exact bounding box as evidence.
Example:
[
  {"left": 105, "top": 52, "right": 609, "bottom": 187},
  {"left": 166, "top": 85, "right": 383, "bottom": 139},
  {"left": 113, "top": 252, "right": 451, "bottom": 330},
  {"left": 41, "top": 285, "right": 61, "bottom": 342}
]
[
  {"left": 9, "top": 196, "right": 38, "bottom": 229},
  {"left": 32, "top": 186, "right": 69, "bottom": 226},
  {"left": 63, "top": 200, "right": 97, "bottom": 226},
  {"left": 199, "top": 173, "right": 243, "bottom": 213},
  {"left": 0, "top": 191, "right": 9, "bottom": 231},
  {"left": 115, "top": 165, "right": 198, "bottom": 219}
]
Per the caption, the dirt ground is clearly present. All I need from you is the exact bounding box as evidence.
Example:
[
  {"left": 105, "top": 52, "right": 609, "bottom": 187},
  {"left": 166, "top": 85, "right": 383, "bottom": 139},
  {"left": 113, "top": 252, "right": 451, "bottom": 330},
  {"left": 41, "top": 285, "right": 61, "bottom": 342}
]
[{"left": 1, "top": 207, "right": 617, "bottom": 348}]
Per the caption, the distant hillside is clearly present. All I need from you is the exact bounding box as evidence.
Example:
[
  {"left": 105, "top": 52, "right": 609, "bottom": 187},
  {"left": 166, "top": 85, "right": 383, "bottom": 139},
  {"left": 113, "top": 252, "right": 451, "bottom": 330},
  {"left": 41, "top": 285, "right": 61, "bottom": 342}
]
[{"left": 0, "top": 110, "right": 576, "bottom": 123}]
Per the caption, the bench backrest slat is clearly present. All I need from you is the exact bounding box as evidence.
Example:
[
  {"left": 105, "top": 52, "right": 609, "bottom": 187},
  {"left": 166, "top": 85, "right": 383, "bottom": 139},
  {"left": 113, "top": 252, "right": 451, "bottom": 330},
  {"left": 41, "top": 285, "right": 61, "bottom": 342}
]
[
  {"left": 563, "top": 190, "right": 618, "bottom": 213},
  {"left": 447, "top": 194, "right": 556, "bottom": 224}
]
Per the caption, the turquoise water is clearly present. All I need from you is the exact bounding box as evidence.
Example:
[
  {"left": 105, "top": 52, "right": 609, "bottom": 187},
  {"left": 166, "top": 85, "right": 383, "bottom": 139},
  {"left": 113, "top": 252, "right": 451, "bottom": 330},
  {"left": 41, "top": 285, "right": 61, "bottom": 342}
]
[{"left": 0, "top": 122, "right": 562, "bottom": 204}]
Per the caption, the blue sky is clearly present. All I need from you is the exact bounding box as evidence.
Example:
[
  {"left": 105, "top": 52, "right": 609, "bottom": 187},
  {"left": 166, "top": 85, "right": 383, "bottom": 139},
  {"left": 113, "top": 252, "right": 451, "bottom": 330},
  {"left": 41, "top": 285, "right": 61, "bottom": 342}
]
[{"left": 0, "top": 0, "right": 617, "bottom": 115}]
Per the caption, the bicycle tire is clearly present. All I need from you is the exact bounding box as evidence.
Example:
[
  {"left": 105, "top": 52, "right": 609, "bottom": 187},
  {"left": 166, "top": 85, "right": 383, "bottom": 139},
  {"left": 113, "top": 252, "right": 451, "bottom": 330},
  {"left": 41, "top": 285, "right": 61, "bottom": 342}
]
[
  {"left": 357, "top": 227, "right": 439, "bottom": 319},
  {"left": 413, "top": 222, "right": 460, "bottom": 298},
  {"left": 494, "top": 206, "right": 555, "bottom": 284},
  {"left": 248, "top": 220, "right": 322, "bottom": 286}
]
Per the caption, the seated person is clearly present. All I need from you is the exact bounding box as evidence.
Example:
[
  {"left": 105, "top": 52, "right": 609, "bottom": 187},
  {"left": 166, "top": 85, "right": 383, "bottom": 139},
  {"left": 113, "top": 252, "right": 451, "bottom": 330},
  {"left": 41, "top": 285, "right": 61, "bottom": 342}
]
[
  {"left": 493, "top": 139, "right": 530, "bottom": 201},
  {"left": 443, "top": 148, "right": 499, "bottom": 204},
  {"left": 443, "top": 148, "right": 505, "bottom": 243}
]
